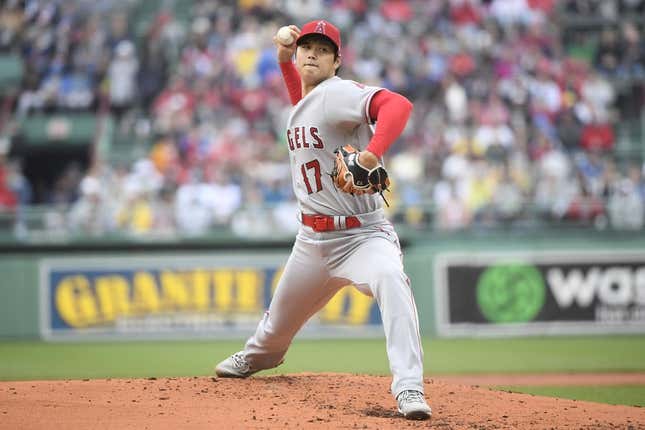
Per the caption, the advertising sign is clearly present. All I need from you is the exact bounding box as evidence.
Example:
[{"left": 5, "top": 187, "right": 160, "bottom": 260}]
[
  {"left": 435, "top": 251, "right": 645, "bottom": 337},
  {"left": 40, "top": 255, "right": 381, "bottom": 340}
]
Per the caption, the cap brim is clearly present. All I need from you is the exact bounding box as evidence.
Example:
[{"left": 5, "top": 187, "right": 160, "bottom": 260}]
[{"left": 296, "top": 33, "right": 339, "bottom": 52}]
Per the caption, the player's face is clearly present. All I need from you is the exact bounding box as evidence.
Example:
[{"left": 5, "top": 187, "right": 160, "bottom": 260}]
[{"left": 296, "top": 37, "right": 340, "bottom": 86}]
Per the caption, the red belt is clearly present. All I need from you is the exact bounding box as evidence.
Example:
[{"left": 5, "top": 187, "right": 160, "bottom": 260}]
[{"left": 301, "top": 213, "right": 362, "bottom": 232}]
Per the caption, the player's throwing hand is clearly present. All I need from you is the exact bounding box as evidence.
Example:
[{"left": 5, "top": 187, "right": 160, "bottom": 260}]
[{"left": 273, "top": 25, "right": 300, "bottom": 63}]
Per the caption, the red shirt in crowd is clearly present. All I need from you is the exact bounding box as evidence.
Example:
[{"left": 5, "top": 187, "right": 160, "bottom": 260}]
[
  {"left": 0, "top": 169, "right": 17, "bottom": 210},
  {"left": 580, "top": 123, "right": 615, "bottom": 151}
]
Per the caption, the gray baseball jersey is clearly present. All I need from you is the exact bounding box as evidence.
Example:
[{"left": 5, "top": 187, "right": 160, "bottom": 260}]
[
  {"left": 238, "top": 76, "right": 426, "bottom": 399},
  {"left": 286, "top": 76, "right": 382, "bottom": 215}
]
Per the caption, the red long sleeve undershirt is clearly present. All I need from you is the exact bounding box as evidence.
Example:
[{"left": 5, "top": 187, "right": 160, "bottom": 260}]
[
  {"left": 365, "top": 90, "right": 413, "bottom": 157},
  {"left": 279, "top": 61, "right": 302, "bottom": 106},
  {"left": 279, "top": 61, "right": 412, "bottom": 157}
]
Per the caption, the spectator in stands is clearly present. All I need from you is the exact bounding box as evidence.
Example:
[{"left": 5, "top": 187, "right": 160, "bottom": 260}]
[
  {"left": 450, "top": 0, "right": 482, "bottom": 28},
  {"left": 594, "top": 28, "right": 621, "bottom": 76},
  {"left": 119, "top": 189, "right": 155, "bottom": 235},
  {"left": 2, "top": 0, "right": 641, "bottom": 237},
  {"left": 618, "top": 21, "right": 645, "bottom": 80},
  {"left": 489, "top": 0, "right": 536, "bottom": 27},
  {"left": 579, "top": 117, "right": 615, "bottom": 152},
  {"left": 533, "top": 135, "right": 574, "bottom": 220},
  {"left": 564, "top": 169, "right": 606, "bottom": 225},
  {"left": 106, "top": 12, "right": 133, "bottom": 52},
  {"left": 492, "top": 163, "right": 525, "bottom": 224},
  {"left": 46, "top": 163, "right": 82, "bottom": 206},
  {"left": 152, "top": 76, "right": 196, "bottom": 134},
  {"left": 174, "top": 167, "right": 216, "bottom": 235},
  {"left": 529, "top": 68, "right": 562, "bottom": 123},
  {"left": 464, "top": 159, "right": 497, "bottom": 225},
  {"left": 137, "top": 15, "right": 171, "bottom": 111},
  {"left": 68, "top": 175, "right": 115, "bottom": 236},
  {"left": 151, "top": 184, "right": 178, "bottom": 237},
  {"left": 608, "top": 177, "right": 644, "bottom": 230},
  {"left": 580, "top": 70, "right": 615, "bottom": 123},
  {"left": 2, "top": 156, "right": 30, "bottom": 206},
  {"left": 629, "top": 162, "right": 645, "bottom": 202},
  {"left": 556, "top": 109, "right": 582, "bottom": 153},
  {"left": 0, "top": 1, "right": 24, "bottom": 53},
  {"left": 0, "top": 155, "right": 17, "bottom": 212},
  {"left": 435, "top": 179, "right": 471, "bottom": 231},
  {"left": 108, "top": 40, "right": 139, "bottom": 120},
  {"left": 575, "top": 149, "right": 609, "bottom": 197},
  {"left": 443, "top": 74, "right": 468, "bottom": 124},
  {"left": 204, "top": 167, "right": 242, "bottom": 226}
]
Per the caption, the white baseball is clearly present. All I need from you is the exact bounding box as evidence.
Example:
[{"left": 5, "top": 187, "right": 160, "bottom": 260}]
[{"left": 277, "top": 26, "right": 294, "bottom": 46}]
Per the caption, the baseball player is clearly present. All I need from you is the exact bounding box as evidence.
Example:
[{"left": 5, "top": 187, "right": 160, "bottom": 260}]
[{"left": 215, "top": 20, "right": 431, "bottom": 420}]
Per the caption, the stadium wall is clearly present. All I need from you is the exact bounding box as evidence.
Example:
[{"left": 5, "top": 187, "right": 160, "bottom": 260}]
[
  {"left": 1, "top": 232, "right": 645, "bottom": 340},
  {"left": 405, "top": 232, "right": 645, "bottom": 337}
]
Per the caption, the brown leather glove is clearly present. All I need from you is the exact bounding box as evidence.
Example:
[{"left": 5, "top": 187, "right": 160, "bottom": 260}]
[{"left": 331, "top": 145, "right": 390, "bottom": 203}]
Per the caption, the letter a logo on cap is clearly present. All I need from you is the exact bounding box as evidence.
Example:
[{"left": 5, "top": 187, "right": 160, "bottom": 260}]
[
  {"left": 297, "top": 19, "right": 341, "bottom": 51},
  {"left": 315, "top": 20, "right": 326, "bottom": 34}
]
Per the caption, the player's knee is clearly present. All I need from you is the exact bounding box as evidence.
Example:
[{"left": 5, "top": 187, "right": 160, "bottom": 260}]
[
  {"left": 369, "top": 273, "right": 410, "bottom": 301},
  {"left": 369, "top": 262, "right": 405, "bottom": 285}
]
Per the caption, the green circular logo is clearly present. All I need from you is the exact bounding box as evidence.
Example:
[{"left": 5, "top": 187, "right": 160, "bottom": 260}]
[{"left": 476, "top": 263, "right": 546, "bottom": 323}]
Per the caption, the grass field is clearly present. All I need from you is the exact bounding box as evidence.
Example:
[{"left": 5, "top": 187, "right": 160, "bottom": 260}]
[
  {"left": 495, "top": 385, "right": 645, "bottom": 407},
  {"left": 1, "top": 335, "right": 644, "bottom": 406}
]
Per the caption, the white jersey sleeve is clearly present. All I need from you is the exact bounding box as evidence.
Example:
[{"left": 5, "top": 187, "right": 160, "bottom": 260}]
[{"left": 322, "top": 79, "right": 383, "bottom": 128}]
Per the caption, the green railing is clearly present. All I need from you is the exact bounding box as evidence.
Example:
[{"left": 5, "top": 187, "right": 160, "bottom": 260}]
[{"left": 1, "top": 201, "right": 644, "bottom": 249}]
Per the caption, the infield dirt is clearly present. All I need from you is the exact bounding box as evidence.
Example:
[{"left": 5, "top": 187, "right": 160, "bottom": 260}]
[{"left": 1, "top": 373, "right": 644, "bottom": 429}]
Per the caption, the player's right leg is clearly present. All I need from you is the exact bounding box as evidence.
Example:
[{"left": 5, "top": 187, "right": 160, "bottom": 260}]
[{"left": 215, "top": 237, "right": 341, "bottom": 377}]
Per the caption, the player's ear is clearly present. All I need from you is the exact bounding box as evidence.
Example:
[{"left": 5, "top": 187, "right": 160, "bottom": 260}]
[{"left": 334, "top": 54, "right": 341, "bottom": 72}]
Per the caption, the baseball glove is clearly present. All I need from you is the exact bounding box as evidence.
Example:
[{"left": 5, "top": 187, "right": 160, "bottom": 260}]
[{"left": 331, "top": 145, "right": 390, "bottom": 205}]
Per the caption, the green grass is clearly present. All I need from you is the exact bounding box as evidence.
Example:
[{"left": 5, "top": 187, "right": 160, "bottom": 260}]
[
  {"left": 495, "top": 385, "right": 645, "bottom": 407},
  {"left": 424, "top": 336, "right": 645, "bottom": 374},
  {"left": 2, "top": 335, "right": 644, "bottom": 406},
  {"left": 1, "top": 335, "right": 644, "bottom": 381}
]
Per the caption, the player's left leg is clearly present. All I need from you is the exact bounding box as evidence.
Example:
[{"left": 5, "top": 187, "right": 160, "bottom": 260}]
[{"left": 330, "top": 223, "right": 430, "bottom": 419}]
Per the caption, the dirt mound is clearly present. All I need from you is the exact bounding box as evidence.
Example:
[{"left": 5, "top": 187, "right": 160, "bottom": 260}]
[{"left": 1, "top": 373, "right": 644, "bottom": 429}]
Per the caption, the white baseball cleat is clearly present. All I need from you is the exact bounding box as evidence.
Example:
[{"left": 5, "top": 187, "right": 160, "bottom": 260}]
[
  {"left": 214, "top": 351, "right": 256, "bottom": 378},
  {"left": 396, "top": 390, "right": 432, "bottom": 420}
]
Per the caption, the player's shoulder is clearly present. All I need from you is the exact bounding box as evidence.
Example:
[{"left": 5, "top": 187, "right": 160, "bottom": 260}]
[
  {"left": 329, "top": 76, "right": 372, "bottom": 90},
  {"left": 324, "top": 77, "right": 379, "bottom": 93}
]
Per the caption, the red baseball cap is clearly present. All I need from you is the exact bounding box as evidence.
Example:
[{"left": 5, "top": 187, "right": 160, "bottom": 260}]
[{"left": 296, "top": 20, "right": 341, "bottom": 52}]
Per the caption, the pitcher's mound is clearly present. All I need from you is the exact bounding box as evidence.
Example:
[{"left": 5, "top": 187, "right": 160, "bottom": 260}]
[{"left": 2, "top": 373, "right": 644, "bottom": 429}]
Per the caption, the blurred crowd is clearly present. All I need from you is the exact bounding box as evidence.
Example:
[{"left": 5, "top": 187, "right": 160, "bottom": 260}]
[{"left": 1, "top": 0, "right": 645, "bottom": 238}]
